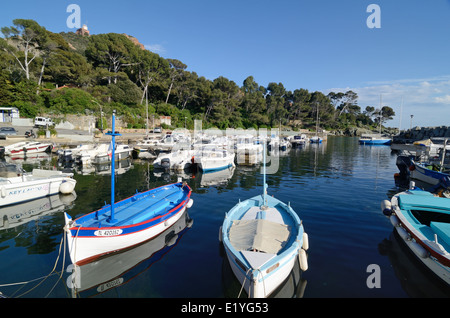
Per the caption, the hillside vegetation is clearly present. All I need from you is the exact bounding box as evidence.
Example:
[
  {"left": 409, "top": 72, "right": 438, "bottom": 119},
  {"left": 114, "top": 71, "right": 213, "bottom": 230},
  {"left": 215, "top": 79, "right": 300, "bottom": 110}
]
[{"left": 0, "top": 19, "right": 395, "bottom": 132}]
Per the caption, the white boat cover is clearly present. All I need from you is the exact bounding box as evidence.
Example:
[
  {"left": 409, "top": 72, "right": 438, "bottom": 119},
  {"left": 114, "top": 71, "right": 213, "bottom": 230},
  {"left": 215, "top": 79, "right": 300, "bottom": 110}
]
[{"left": 229, "top": 219, "right": 290, "bottom": 254}]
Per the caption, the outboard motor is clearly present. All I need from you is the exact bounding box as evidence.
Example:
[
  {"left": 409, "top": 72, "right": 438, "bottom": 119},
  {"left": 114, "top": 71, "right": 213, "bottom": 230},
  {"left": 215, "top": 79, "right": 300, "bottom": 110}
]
[{"left": 161, "top": 158, "right": 170, "bottom": 170}]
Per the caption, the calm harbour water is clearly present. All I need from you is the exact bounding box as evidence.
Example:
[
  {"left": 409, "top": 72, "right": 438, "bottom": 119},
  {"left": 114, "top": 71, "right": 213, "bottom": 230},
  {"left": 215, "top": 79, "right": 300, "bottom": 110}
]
[{"left": 0, "top": 136, "right": 449, "bottom": 298}]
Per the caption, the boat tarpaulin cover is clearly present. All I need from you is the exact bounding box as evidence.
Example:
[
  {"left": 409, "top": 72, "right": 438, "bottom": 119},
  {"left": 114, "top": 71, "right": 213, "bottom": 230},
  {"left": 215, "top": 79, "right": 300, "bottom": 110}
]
[{"left": 229, "top": 219, "right": 289, "bottom": 254}]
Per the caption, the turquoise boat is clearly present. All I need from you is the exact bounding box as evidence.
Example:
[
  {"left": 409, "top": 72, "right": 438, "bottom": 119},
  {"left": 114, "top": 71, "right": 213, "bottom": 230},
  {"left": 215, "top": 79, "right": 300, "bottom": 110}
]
[{"left": 382, "top": 188, "right": 450, "bottom": 285}]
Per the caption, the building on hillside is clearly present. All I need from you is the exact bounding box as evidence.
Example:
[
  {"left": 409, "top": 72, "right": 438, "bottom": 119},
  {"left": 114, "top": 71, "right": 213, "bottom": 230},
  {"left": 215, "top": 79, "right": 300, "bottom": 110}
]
[
  {"left": 0, "top": 107, "right": 19, "bottom": 122},
  {"left": 76, "top": 24, "right": 90, "bottom": 36}
]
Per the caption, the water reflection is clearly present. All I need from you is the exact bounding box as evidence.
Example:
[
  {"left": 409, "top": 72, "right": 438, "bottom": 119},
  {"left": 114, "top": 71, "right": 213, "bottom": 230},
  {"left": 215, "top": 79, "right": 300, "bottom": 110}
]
[
  {"left": 0, "top": 192, "right": 77, "bottom": 232},
  {"left": 379, "top": 231, "right": 450, "bottom": 297},
  {"left": 67, "top": 211, "right": 193, "bottom": 298}
]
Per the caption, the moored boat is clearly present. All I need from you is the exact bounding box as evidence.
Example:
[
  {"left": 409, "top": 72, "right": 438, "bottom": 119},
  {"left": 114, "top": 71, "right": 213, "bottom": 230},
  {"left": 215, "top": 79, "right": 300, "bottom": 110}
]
[
  {"left": 0, "top": 163, "right": 76, "bottom": 207},
  {"left": 194, "top": 148, "right": 235, "bottom": 173},
  {"left": 310, "top": 136, "right": 322, "bottom": 144},
  {"left": 381, "top": 187, "right": 450, "bottom": 285},
  {"left": 220, "top": 144, "right": 308, "bottom": 298},
  {"left": 4, "top": 141, "right": 52, "bottom": 156},
  {"left": 359, "top": 134, "right": 392, "bottom": 145},
  {"left": 64, "top": 111, "right": 194, "bottom": 265}
]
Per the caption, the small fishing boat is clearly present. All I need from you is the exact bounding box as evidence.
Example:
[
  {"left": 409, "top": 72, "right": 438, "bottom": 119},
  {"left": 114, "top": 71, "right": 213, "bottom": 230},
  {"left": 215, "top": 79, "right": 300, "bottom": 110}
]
[
  {"left": 220, "top": 144, "right": 308, "bottom": 298},
  {"left": 358, "top": 134, "right": 392, "bottom": 145},
  {"left": 4, "top": 141, "right": 52, "bottom": 156},
  {"left": 64, "top": 111, "right": 194, "bottom": 265},
  {"left": 310, "top": 136, "right": 322, "bottom": 144},
  {"left": 409, "top": 159, "right": 450, "bottom": 186},
  {"left": 289, "top": 134, "right": 308, "bottom": 148},
  {"left": 0, "top": 163, "right": 76, "bottom": 207},
  {"left": 381, "top": 185, "right": 450, "bottom": 285},
  {"left": 194, "top": 148, "right": 235, "bottom": 173}
]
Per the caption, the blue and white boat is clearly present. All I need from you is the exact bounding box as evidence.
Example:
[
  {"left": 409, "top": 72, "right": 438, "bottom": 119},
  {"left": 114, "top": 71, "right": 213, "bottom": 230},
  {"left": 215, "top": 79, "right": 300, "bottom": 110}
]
[
  {"left": 358, "top": 134, "right": 392, "bottom": 145},
  {"left": 409, "top": 159, "right": 450, "bottom": 186},
  {"left": 193, "top": 148, "right": 235, "bottom": 173},
  {"left": 220, "top": 144, "right": 308, "bottom": 298},
  {"left": 381, "top": 187, "right": 450, "bottom": 285},
  {"left": 64, "top": 111, "right": 193, "bottom": 265},
  {"left": 310, "top": 136, "right": 322, "bottom": 144}
]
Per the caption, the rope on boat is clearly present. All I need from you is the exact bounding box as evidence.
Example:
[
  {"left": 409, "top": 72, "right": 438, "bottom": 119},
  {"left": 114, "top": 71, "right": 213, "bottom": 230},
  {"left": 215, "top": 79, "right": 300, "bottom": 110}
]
[
  {"left": 237, "top": 268, "right": 267, "bottom": 298},
  {"left": 237, "top": 268, "right": 252, "bottom": 298}
]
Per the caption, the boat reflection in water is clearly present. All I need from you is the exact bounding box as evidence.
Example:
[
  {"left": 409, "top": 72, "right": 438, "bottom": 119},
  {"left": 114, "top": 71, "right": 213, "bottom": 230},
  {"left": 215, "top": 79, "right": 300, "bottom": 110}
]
[
  {"left": 0, "top": 192, "right": 77, "bottom": 231},
  {"left": 379, "top": 231, "right": 450, "bottom": 297},
  {"left": 66, "top": 211, "right": 193, "bottom": 298}
]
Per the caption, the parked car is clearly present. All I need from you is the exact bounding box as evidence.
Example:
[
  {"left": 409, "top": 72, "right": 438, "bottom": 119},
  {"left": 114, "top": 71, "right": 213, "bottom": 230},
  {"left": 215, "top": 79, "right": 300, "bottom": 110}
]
[
  {"left": 34, "top": 117, "right": 54, "bottom": 128},
  {"left": 153, "top": 127, "right": 162, "bottom": 133},
  {"left": 0, "top": 127, "right": 17, "bottom": 139}
]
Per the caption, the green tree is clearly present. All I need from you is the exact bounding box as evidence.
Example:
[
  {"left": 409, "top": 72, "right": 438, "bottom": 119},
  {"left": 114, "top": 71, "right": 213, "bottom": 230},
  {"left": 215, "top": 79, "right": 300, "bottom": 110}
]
[
  {"left": 165, "top": 59, "right": 187, "bottom": 103},
  {"left": 85, "top": 33, "right": 141, "bottom": 85},
  {"left": 1, "top": 19, "right": 47, "bottom": 80}
]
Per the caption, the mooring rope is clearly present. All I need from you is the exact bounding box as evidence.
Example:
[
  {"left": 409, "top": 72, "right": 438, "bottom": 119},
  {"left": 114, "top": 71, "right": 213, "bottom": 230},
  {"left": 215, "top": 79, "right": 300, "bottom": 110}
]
[{"left": 0, "top": 230, "right": 67, "bottom": 298}]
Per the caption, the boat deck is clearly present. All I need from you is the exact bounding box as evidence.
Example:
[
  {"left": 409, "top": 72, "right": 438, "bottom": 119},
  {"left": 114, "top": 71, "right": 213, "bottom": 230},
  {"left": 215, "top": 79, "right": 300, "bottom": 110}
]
[{"left": 76, "top": 185, "right": 185, "bottom": 228}]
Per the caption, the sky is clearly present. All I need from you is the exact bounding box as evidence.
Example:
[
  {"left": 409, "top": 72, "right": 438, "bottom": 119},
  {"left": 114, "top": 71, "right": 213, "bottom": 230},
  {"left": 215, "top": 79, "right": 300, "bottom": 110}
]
[{"left": 1, "top": 0, "right": 450, "bottom": 128}]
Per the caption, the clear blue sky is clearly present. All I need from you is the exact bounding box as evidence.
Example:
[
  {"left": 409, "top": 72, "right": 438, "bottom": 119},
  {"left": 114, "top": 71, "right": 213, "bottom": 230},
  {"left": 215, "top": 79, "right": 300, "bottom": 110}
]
[{"left": 2, "top": 0, "right": 450, "bottom": 128}]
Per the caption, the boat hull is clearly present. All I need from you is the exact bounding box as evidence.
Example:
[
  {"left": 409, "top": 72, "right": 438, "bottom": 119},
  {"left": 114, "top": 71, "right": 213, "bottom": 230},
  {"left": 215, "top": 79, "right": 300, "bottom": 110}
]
[
  {"left": 64, "top": 183, "right": 193, "bottom": 265},
  {"left": 382, "top": 190, "right": 450, "bottom": 285},
  {"left": 223, "top": 242, "right": 300, "bottom": 298},
  {"left": 358, "top": 139, "right": 391, "bottom": 145},
  {"left": 410, "top": 161, "right": 448, "bottom": 185},
  {"left": 0, "top": 172, "right": 76, "bottom": 207},
  {"left": 195, "top": 152, "right": 235, "bottom": 172},
  {"left": 5, "top": 142, "right": 52, "bottom": 155}
]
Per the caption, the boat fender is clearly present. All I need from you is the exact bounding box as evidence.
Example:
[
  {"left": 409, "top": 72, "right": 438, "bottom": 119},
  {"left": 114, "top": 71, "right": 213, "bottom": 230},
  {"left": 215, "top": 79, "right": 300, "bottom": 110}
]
[
  {"left": 381, "top": 200, "right": 392, "bottom": 216},
  {"left": 1, "top": 186, "right": 6, "bottom": 198},
  {"left": 299, "top": 248, "right": 308, "bottom": 272},
  {"left": 166, "top": 234, "right": 178, "bottom": 247},
  {"left": 186, "top": 198, "right": 194, "bottom": 209},
  {"left": 409, "top": 165, "right": 415, "bottom": 171},
  {"left": 218, "top": 226, "right": 222, "bottom": 242},
  {"left": 396, "top": 226, "right": 410, "bottom": 241},
  {"left": 410, "top": 241, "right": 428, "bottom": 258},
  {"left": 390, "top": 215, "right": 400, "bottom": 227},
  {"left": 302, "top": 232, "right": 309, "bottom": 251},
  {"left": 59, "top": 180, "right": 75, "bottom": 194}
]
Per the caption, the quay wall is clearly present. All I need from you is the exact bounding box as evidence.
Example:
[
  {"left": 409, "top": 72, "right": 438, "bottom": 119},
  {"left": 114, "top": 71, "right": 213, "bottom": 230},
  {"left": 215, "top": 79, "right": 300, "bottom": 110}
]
[{"left": 394, "top": 126, "right": 450, "bottom": 142}]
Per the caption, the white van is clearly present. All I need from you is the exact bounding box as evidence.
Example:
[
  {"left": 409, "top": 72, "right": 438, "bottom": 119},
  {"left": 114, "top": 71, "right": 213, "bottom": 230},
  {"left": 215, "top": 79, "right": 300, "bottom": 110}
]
[{"left": 34, "top": 117, "right": 54, "bottom": 128}]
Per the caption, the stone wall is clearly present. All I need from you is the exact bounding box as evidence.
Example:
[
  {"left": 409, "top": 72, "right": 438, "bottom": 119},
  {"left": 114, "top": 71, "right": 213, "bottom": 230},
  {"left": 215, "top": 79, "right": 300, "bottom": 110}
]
[{"left": 395, "top": 126, "right": 450, "bottom": 141}]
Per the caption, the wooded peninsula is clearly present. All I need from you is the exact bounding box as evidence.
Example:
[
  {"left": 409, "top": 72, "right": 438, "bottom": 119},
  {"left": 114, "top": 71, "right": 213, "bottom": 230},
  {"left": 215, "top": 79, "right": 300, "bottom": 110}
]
[{"left": 0, "top": 19, "right": 395, "bottom": 133}]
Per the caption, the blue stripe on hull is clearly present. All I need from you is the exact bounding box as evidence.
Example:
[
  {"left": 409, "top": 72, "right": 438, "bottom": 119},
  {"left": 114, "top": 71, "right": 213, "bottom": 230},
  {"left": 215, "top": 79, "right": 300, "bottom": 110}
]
[{"left": 201, "top": 163, "right": 233, "bottom": 173}]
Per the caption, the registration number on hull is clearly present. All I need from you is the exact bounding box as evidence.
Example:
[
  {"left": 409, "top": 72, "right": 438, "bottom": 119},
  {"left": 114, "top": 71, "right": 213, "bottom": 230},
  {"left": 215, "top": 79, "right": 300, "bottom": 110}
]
[{"left": 94, "top": 229, "right": 123, "bottom": 236}]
